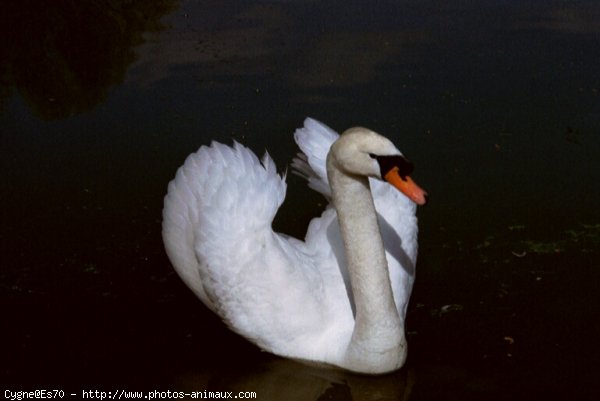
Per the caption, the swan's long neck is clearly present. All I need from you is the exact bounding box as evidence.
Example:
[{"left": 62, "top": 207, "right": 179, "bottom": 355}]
[{"left": 327, "top": 162, "right": 406, "bottom": 374}]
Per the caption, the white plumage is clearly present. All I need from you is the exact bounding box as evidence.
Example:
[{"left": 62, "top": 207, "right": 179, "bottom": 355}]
[{"left": 162, "top": 118, "right": 426, "bottom": 374}]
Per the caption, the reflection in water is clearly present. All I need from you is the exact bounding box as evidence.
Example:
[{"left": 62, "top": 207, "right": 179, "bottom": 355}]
[
  {"left": 0, "top": 0, "right": 176, "bottom": 120},
  {"left": 173, "top": 358, "right": 413, "bottom": 401}
]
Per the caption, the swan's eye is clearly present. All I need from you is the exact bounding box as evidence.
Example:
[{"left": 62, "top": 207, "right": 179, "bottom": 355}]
[
  {"left": 374, "top": 155, "right": 414, "bottom": 179},
  {"left": 369, "top": 153, "right": 377, "bottom": 159}
]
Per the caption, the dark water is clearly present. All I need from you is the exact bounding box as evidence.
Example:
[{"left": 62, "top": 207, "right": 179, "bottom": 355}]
[{"left": 2, "top": 1, "right": 599, "bottom": 399}]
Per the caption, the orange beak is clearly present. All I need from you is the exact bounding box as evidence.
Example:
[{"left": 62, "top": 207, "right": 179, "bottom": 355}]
[{"left": 384, "top": 166, "right": 428, "bottom": 206}]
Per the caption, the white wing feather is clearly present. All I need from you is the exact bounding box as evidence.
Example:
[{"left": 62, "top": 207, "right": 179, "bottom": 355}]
[
  {"left": 163, "top": 138, "right": 353, "bottom": 362},
  {"left": 291, "top": 117, "right": 339, "bottom": 199}
]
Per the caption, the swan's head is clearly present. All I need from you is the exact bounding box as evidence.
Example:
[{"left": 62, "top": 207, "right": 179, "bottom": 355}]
[{"left": 328, "top": 127, "right": 428, "bottom": 205}]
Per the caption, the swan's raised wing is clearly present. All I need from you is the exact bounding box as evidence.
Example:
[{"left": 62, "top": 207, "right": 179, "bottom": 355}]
[
  {"left": 162, "top": 141, "right": 351, "bottom": 358},
  {"left": 291, "top": 118, "right": 339, "bottom": 200},
  {"left": 162, "top": 141, "right": 284, "bottom": 308}
]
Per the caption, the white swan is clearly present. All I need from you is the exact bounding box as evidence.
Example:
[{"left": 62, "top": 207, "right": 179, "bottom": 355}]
[{"left": 162, "top": 118, "right": 427, "bottom": 374}]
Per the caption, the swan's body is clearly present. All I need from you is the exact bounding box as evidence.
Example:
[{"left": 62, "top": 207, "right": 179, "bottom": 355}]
[{"left": 162, "top": 118, "right": 427, "bottom": 374}]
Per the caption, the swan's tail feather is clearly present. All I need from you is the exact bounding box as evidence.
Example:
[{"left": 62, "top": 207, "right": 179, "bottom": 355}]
[{"left": 291, "top": 117, "right": 339, "bottom": 199}]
